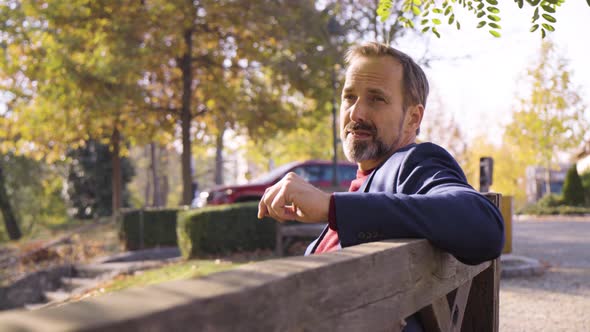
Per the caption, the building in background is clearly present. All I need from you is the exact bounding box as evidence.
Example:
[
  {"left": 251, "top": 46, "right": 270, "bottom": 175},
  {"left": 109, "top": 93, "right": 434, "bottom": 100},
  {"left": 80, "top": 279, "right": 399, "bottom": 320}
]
[{"left": 526, "top": 164, "right": 571, "bottom": 203}]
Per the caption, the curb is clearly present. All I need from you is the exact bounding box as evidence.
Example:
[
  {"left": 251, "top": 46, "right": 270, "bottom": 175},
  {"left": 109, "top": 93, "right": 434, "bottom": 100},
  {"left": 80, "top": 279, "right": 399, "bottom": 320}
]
[{"left": 500, "top": 254, "right": 546, "bottom": 278}]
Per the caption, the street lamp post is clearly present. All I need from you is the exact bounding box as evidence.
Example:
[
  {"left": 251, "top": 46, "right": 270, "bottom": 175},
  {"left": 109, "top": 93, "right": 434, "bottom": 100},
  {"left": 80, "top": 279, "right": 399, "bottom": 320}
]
[
  {"left": 327, "top": 17, "right": 342, "bottom": 188},
  {"left": 331, "top": 66, "right": 339, "bottom": 187}
]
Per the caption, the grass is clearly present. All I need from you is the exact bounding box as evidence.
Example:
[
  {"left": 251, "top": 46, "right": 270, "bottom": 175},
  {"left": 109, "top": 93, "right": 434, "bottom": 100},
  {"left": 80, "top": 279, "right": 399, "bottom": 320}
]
[
  {"left": 75, "top": 251, "right": 275, "bottom": 301},
  {"left": 98, "top": 259, "right": 241, "bottom": 293}
]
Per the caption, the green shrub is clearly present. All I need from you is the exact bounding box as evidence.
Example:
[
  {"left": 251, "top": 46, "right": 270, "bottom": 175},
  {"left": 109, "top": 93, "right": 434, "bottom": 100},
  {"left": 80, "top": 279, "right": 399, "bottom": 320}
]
[
  {"left": 518, "top": 202, "right": 590, "bottom": 215},
  {"left": 535, "top": 193, "right": 563, "bottom": 208},
  {"left": 177, "top": 202, "right": 276, "bottom": 259},
  {"left": 562, "top": 164, "right": 586, "bottom": 206},
  {"left": 580, "top": 171, "right": 590, "bottom": 204},
  {"left": 120, "top": 208, "right": 181, "bottom": 250}
]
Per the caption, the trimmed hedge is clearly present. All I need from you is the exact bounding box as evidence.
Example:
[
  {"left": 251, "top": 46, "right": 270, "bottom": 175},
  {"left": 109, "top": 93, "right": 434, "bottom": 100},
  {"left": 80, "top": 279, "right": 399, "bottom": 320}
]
[
  {"left": 120, "top": 208, "right": 181, "bottom": 250},
  {"left": 518, "top": 194, "right": 590, "bottom": 215},
  {"left": 177, "top": 202, "right": 276, "bottom": 259}
]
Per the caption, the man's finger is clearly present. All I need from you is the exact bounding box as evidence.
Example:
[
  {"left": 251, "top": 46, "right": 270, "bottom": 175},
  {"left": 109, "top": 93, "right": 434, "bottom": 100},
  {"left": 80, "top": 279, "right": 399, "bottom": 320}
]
[
  {"left": 257, "top": 199, "right": 268, "bottom": 219},
  {"left": 270, "top": 186, "right": 290, "bottom": 220}
]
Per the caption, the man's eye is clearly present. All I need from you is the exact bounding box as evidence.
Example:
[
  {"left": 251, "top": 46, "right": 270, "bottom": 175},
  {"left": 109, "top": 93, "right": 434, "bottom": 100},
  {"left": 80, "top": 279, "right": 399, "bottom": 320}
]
[
  {"left": 371, "top": 96, "right": 385, "bottom": 102},
  {"left": 343, "top": 95, "right": 356, "bottom": 101}
]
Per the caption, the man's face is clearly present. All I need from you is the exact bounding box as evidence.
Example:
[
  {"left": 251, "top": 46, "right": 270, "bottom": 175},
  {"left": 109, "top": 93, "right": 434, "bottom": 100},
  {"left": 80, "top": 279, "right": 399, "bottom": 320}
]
[{"left": 340, "top": 55, "right": 422, "bottom": 171}]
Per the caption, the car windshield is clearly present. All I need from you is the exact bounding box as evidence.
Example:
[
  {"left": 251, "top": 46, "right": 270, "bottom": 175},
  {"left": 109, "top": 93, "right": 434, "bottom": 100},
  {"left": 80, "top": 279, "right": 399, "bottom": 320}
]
[{"left": 249, "top": 161, "right": 300, "bottom": 185}]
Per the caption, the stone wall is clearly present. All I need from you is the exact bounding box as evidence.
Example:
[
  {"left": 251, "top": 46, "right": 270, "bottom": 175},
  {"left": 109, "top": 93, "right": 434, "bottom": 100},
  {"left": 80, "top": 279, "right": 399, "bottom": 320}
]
[{"left": 0, "top": 265, "right": 73, "bottom": 310}]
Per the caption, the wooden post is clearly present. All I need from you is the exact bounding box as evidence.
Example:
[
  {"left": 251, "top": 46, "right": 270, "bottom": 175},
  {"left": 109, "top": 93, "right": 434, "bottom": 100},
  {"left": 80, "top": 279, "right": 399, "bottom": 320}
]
[
  {"left": 460, "top": 192, "right": 502, "bottom": 332},
  {"left": 461, "top": 259, "right": 500, "bottom": 332}
]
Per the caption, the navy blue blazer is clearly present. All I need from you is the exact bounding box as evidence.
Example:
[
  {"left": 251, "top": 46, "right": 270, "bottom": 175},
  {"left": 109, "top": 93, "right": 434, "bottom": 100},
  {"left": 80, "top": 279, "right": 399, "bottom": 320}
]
[{"left": 305, "top": 142, "right": 505, "bottom": 266}]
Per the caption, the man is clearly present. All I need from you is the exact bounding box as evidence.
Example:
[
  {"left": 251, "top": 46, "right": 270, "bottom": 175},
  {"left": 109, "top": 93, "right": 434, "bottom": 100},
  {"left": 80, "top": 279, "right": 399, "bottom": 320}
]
[
  {"left": 258, "top": 41, "right": 504, "bottom": 259},
  {"left": 258, "top": 43, "right": 504, "bottom": 264},
  {"left": 257, "top": 42, "right": 504, "bottom": 329}
]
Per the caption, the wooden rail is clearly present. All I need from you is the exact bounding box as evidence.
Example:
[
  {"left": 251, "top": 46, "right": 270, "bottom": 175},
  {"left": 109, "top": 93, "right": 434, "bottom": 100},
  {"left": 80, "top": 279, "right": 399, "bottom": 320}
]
[{"left": 0, "top": 239, "right": 499, "bottom": 332}]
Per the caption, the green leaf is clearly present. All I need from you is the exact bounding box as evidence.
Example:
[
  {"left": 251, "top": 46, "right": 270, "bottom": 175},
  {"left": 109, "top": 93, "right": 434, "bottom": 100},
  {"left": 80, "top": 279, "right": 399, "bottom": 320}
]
[
  {"left": 489, "top": 22, "right": 501, "bottom": 29},
  {"left": 412, "top": 6, "right": 421, "bottom": 15},
  {"left": 444, "top": 6, "right": 452, "bottom": 15},
  {"left": 516, "top": 0, "right": 524, "bottom": 9},
  {"left": 530, "top": 24, "right": 539, "bottom": 32},
  {"left": 477, "top": 2, "right": 485, "bottom": 10},
  {"left": 489, "top": 29, "right": 501, "bottom": 38},
  {"left": 432, "top": 27, "right": 441, "bottom": 38},
  {"left": 477, "top": 11, "right": 486, "bottom": 18},
  {"left": 421, "top": 19, "right": 429, "bottom": 25},
  {"left": 377, "top": 0, "right": 394, "bottom": 21},
  {"left": 413, "top": 0, "right": 422, "bottom": 5},
  {"left": 487, "top": 6, "right": 500, "bottom": 14},
  {"left": 433, "top": 8, "right": 443, "bottom": 14},
  {"left": 587, "top": 0, "right": 590, "bottom": 7},
  {"left": 477, "top": 21, "right": 486, "bottom": 28},
  {"left": 432, "top": 18, "right": 442, "bottom": 25},
  {"left": 486, "top": 0, "right": 498, "bottom": 5},
  {"left": 448, "top": 14, "right": 455, "bottom": 24},
  {"left": 542, "top": 14, "right": 556, "bottom": 23},
  {"left": 422, "top": 10, "right": 430, "bottom": 17},
  {"left": 542, "top": 23, "right": 555, "bottom": 31},
  {"left": 487, "top": 14, "right": 501, "bottom": 22},
  {"left": 541, "top": 28, "right": 546, "bottom": 38},
  {"left": 541, "top": 5, "right": 556, "bottom": 13},
  {"left": 456, "top": 21, "right": 461, "bottom": 29},
  {"left": 422, "top": 26, "right": 431, "bottom": 33}
]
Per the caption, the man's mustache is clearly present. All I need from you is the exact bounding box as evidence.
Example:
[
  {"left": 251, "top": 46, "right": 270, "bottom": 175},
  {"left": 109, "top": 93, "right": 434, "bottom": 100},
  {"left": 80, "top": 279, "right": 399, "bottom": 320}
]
[{"left": 344, "top": 122, "right": 377, "bottom": 135}]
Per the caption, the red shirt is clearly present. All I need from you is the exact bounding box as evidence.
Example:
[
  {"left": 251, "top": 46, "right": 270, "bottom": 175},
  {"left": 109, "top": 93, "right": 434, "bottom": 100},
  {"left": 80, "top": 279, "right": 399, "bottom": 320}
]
[{"left": 314, "top": 169, "right": 373, "bottom": 254}]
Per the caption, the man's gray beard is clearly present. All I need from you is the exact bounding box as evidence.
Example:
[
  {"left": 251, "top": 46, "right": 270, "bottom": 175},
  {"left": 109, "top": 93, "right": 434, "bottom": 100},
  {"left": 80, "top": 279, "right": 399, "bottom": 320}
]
[{"left": 343, "top": 135, "right": 396, "bottom": 163}]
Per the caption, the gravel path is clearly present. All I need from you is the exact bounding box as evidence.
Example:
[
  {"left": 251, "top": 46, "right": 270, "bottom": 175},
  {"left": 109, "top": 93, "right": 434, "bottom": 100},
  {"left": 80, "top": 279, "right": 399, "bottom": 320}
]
[{"left": 500, "top": 217, "right": 590, "bottom": 331}]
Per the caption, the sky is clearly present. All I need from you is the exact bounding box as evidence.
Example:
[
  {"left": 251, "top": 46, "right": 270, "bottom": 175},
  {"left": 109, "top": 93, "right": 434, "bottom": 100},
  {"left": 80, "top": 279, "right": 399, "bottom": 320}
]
[{"left": 394, "top": 1, "right": 590, "bottom": 143}]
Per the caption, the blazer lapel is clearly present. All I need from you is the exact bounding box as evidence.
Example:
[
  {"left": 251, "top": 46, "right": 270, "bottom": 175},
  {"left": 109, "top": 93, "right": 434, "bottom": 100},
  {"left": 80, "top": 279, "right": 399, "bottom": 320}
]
[{"left": 359, "top": 168, "right": 378, "bottom": 192}]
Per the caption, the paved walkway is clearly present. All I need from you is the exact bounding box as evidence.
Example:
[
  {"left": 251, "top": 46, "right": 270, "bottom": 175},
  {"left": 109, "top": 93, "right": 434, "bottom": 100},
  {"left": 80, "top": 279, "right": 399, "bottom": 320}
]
[{"left": 500, "top": 217, "right": 590, "bottom": 331}]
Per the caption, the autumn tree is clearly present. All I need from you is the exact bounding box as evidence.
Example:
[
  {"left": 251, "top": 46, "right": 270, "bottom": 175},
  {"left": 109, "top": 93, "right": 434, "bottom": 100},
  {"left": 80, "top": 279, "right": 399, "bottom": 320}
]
[
  {"left": 0, "top": 1, "right": 176, "bottom": 218},
  {"left": 504, "top": 40, "right": 587, "bottom": 196},
  {"left": 420, "top": 94, "right": 468, "bottom": 167},
  {"left": 0, "top": 160, "right": 20, "bottom": 239}
]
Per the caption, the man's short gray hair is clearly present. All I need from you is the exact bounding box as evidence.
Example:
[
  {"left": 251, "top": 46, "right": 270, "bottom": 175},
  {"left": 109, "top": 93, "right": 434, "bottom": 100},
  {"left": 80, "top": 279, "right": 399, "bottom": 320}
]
[{"left": 345, "top": 42, "right": 430, "bottom": 115}]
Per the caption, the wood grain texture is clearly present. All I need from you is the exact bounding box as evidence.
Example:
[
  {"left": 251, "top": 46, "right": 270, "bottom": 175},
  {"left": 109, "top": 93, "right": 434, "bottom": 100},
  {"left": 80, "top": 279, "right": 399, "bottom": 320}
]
[{"left": 0, "top": 240, "right": 495, "bottom": 332}]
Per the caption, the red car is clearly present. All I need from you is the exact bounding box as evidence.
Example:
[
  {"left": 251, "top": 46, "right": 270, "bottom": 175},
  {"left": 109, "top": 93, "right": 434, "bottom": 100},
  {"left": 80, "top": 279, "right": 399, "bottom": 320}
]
[{"left": 197, "top": 160, "right": 358, "bottom": 206}]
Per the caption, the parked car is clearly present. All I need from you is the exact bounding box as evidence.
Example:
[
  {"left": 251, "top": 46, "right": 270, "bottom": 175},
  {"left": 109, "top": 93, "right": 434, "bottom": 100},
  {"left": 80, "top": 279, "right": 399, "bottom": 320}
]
[{"left": 194, "top": 160, "right": 358, "bottom": 207}]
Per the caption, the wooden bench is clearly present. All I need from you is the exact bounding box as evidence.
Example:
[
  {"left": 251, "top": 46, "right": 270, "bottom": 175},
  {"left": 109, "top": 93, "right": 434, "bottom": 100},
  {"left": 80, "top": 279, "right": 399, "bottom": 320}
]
[{"left": 0, "top": 240, "right": 499, "bottom": 331}]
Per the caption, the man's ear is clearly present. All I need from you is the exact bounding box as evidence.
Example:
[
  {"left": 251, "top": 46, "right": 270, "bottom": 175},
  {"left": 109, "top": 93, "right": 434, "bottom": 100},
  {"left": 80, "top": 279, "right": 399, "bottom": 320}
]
[{"left": 405, "top": 104, "right": 424, "bottom": 135}]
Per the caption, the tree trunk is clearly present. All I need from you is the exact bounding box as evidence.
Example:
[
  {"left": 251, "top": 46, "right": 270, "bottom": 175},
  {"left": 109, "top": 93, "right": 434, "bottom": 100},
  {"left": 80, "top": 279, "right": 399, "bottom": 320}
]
[
  {"left": 161, "top": 147, "right": 169, "bottom": 207},
  {"left": 215, "top": 127, "right": 225, "bottom": 185},
  {"left": 150, "top": 142, "right": 162, "bottom": 207},
  {"left": 144, "top": 144, "right": 151, "bottom": 207},
  {"left": 180, "top": 28, "right": 194, "bottom": 205},
  {"left": 111, "top": 128, "right": 122, "bottom": 222},
  {"left": 544, "top": 162, "right": 552, "bottom": 196},
  {"left": 0, "top": 163, "right": 21, "bottom": 240}
]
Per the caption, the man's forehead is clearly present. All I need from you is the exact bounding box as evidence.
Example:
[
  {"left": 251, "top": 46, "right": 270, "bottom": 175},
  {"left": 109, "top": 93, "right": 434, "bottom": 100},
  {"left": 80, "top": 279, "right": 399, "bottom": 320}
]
[{"left": 343, "top": 56, "right": 402, "bottom": 91}]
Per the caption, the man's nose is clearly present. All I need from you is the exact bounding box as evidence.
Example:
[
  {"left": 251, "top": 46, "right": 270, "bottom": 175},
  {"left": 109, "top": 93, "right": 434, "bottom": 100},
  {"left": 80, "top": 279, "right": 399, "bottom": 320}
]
[{"left": 349, "top": 99, "right": 367, "bottom": 123}]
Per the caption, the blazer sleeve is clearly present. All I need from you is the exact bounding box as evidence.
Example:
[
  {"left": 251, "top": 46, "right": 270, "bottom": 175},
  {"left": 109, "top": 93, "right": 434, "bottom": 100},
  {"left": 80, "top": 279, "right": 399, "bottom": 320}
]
[{"left": 333, "top": 144, "right": 505, "bottom": 265}]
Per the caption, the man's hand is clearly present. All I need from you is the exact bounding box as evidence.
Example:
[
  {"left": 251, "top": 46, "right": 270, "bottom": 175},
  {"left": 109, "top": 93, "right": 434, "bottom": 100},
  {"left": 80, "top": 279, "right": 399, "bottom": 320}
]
[{"left": 257, "top": 172, "right": 331, "bottom": 223}]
